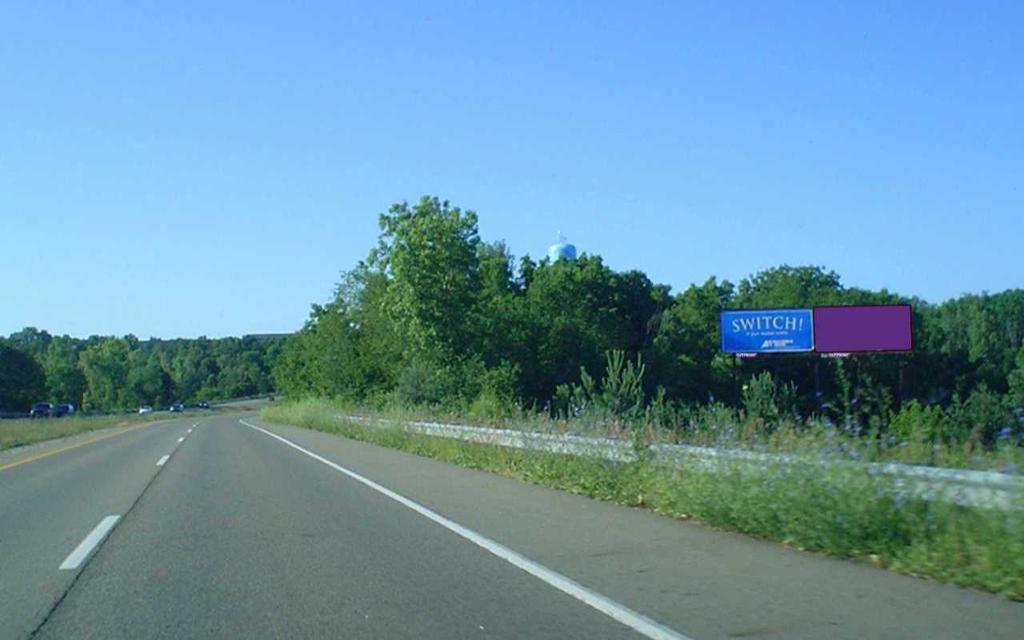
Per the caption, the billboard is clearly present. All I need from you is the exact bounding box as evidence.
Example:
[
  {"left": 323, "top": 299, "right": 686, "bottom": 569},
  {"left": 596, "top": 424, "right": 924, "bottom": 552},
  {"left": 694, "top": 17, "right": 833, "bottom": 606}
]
[
  {"left": 720, "top": 309, "right": 813, "bottom": 353},
  {"left": 812, "top": 304, "right": 912, "bottom": 353}
]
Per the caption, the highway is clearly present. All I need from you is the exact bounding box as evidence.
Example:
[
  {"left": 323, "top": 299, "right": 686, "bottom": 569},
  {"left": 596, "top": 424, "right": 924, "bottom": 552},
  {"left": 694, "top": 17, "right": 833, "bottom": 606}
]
[{"left": 1, "top": 412, "right": 1022, "bottom": 639}]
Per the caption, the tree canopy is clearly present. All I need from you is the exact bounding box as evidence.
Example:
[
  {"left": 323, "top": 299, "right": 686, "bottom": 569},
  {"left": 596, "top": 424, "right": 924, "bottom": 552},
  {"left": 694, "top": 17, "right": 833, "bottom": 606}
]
[
  {"left": 274, "top": 196, "right": 1024, "bottom": 432},
  {"left": 0, "top": 331, "right": 283, "bottom": 413}
]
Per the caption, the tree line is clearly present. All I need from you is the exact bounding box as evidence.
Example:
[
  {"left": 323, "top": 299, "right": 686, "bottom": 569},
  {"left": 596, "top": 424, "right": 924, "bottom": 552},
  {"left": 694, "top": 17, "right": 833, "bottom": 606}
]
[
  {"left": 0, "top": 329, "right": 283, "bottom": 414},
  {"left": 273, "top": 196, "right": 1024, "bottom": 446}
]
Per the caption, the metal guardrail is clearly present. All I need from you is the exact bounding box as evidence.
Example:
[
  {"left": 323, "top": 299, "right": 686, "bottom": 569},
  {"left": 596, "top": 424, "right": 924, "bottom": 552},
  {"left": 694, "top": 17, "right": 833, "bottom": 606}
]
[{"left": 341, "top": 415, "right": 1023, "bottom": 510}]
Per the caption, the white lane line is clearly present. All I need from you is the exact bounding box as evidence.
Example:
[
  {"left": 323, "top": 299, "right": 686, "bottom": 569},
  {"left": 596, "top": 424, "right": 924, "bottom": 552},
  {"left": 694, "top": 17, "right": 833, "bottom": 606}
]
[
  {"left": 59, "top": 515, "right": 120, "bottom": 570},
  {"left": 239, "top": 419, "right": 690, "bottom": 640},
  {"left": 177, "top": 437, "right": 185, "bottom": 443},
  {"left": 187, "top": 428, "right": 193, "bottom": 434},
  {"left": 157, "top": 455, "right": 170, "bottom": 466}
]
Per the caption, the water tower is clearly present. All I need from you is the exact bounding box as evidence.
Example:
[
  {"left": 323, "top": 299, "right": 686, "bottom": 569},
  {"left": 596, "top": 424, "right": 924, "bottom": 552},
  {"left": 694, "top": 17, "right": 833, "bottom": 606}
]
[{"left": 547, "top": 233, "right": 577, "bottom": 262}]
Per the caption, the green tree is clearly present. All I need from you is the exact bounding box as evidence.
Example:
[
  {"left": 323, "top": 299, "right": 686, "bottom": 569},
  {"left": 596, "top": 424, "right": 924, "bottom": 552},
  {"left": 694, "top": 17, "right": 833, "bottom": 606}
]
[
  {"left": 0, "top": 341, "right": 47, "bottom": 411},
  {"left": 6, "top": 327, "right": 53, "bottom": 360},
  {"left": 649, "top": 277, "right": 735, "bottom": 402},
  {"left": 1007, "top": 346, "right": 1024, "bottom": 408},
  {"left": 370, "top": 196, "right": 481, "bottom": 361},
  {"left": 80, "top": 338, "right": 132, "bottom": 411},
  {"left": 734, "top": 265, "right": 844, "bottom": 308},
  {"left": 127, "top": 352, "right": 176, "bottom": 407},
  {"left": 42, "top": 337, "right": 87, "bottom": 408}
]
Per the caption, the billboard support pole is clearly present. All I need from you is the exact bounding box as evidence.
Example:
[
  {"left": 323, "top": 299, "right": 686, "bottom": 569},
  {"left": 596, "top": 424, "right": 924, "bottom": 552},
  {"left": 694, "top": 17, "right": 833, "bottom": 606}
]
[{"left": 814, "top": 358, "right": 822, "bottom": 412}]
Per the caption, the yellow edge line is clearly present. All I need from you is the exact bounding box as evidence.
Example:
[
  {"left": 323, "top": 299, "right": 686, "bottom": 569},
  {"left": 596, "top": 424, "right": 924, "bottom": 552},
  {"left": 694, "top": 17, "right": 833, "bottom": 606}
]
[{"left": 0, "top": 420, "right": 165, "bottom": 473}]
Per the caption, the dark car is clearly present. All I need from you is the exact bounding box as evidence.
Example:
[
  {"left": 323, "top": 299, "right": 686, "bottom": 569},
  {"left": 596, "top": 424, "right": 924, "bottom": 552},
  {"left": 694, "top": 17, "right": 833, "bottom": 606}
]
[
  {"left": 169, "top": 403, "right": 185, "bottom": 412},
  {"left": 30, "top": 402, "right": 53, "bottom": 418},
  {"left": 197, "top": 401, "right": 210, "bottom": 409},
  {"left": 52, "top": 403, "right": 75, "bottom": 417}
]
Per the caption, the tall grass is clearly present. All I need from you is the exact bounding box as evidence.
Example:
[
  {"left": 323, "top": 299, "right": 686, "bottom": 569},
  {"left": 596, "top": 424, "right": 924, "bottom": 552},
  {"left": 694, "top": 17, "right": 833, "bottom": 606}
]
[{"left": 263, "top": 398, "right": 1024, "bottom": 599}]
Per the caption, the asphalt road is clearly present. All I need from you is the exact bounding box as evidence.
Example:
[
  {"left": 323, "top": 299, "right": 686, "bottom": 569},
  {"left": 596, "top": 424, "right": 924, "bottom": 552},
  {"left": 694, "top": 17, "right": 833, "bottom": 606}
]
[{"left": 2, "top": 412, "right": 1022, "bottom": 639}]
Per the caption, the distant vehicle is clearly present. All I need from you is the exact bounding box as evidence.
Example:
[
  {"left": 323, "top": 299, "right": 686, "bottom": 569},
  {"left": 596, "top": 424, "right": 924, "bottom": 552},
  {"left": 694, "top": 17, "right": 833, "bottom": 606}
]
[
  {"left": 169, "top": 403, "right": 184, "bottom": 412},
  {"left": 197, "top": 401, "right": 210, "bottom": 409},
  {"left": 138, "top": 406, "right": 154, "bottom": 415},
  {"left": 30, "top": 402, "right": 53, "bottom": 418},
  {"left": 52, "top": 403, "right": 75, "bottom": 417}
]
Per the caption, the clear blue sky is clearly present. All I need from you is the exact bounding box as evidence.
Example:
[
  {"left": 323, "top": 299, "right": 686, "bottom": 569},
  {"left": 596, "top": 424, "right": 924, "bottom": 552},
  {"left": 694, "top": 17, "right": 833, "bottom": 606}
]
[{"left": 2, "top": 2, "right": 1020, "bottom": 339}]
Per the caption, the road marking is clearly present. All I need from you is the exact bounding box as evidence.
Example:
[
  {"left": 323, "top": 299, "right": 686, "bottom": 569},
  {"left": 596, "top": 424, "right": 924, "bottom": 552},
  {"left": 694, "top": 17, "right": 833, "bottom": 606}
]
[
  {"left": 177, "top": 437, "right": 185, "bottom": 443},
  {"left": 157, "top": 455, "right": 170, "bottom": 466},
  {"left": 59, "top": 515, "right": 120, "bottom": 570},
  {"left": 0, "top": 422, "right": 156, "bottom": 473},
  {"left": 187, "top": 428, "right": 193, "bottom": 433},
  {"left": 239, "top": 419, "right": 690, "bottom": 640}
]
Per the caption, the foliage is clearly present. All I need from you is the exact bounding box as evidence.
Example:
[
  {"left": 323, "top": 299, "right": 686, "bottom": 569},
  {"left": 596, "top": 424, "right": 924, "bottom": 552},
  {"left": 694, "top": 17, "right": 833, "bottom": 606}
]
[
  {"left": 80, "top": 338, "right": 132, "bottom": 411},
  {"left": 271, "top": 195, "right": 1024, "bottom": 452},
  {"left": 0, "top": 342, "right": 47, "bottom": 412},
  {"left": 742, "top": 371, "right": 781, "bottom": 427},
  {"left": 369, "top": 196, "right": 480, "bottom": 360},
  {"left": 1, "top": 330, "right": 282, "bottom": 413},
  {"left": 555, "top": 350, "right": 646, "bottom": 423}
]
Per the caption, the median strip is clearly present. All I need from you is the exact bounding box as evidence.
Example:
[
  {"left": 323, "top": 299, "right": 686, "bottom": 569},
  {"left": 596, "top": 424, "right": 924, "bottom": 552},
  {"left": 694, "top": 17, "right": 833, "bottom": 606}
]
[
  {"left": 0, "top": 422, "right": 155, "bottom": 473},
  {"left": 59, "top": 516, "right": 120, "bottom": 570},
  {"left": 239, "top": 419, "right": 690, "bottom": 640}
]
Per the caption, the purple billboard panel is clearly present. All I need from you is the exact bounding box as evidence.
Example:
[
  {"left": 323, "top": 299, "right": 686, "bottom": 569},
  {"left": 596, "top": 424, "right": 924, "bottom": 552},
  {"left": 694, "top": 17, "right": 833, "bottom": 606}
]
[{"left": 813, "top": 305, "right": 912, "bottom": 353}]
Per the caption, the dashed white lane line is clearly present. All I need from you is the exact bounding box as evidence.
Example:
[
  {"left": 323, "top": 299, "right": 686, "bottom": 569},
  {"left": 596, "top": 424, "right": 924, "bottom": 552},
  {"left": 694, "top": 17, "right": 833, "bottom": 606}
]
[
  {"left": 156, "top": 455, "right": 170, "bottom": 466},
  {"left": 59, "top": 516, "right": 120, "bottom": 570},
  {"left": 177, "top": 437, "right": 185, "bottom": 443},
  {"left": 239, "top": 419, "right": 690, "bottom": 640}
]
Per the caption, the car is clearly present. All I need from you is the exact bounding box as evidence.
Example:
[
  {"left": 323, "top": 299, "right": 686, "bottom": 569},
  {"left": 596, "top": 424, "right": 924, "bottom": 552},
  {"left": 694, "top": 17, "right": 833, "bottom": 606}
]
[
  {"left": 30, "top": 402, "right": 53, "bottom": 418},
  {"left": 169, "top": 403, "right": 184, "bottom": 412},
  {"left": 138, "top": 405, "right": 154, "bottom": 414},
  {"left": 52, "top": 403, "right": 75, "bottom": 417},
  {"left": 197, "top": 401, "right": 210, "bottom": 409}
]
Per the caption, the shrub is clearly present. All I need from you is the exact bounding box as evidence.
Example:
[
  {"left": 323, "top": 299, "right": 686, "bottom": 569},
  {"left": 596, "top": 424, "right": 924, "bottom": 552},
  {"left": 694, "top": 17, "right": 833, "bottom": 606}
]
[
  {"left": 955, "top": 386, "right": 1015, "bottom": 448},
  {"left": 393, "top": 358, "right": 460, "bottom": 407},
  {"left": 742, "top": 371, "right": 780, "bottom": 429},
  {"left": 467, "top": 362, "right": 521, "bottom": 422}
]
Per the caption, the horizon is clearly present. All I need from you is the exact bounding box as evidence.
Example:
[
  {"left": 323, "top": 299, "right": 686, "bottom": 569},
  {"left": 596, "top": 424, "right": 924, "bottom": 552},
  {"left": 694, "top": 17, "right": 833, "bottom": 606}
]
[{"left": 4, "top": 255, "right": 1017, "bottom": 341}]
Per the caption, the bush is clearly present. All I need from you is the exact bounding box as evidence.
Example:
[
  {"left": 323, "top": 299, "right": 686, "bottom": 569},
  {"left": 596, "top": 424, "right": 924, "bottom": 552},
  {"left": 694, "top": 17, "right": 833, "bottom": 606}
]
[
  {"left": 890, "top": 400, "right": 951, "bottom": 446},
  {"left": 559, "top": 350, "right": 646, "bottom": 424},
  {"left": 393, "top": 358, "right": 454, "bottom": 407},
  {"left": 742, "top": 371, "right": 780, "bottom": 429},
  {"left": 954, "top": 386, "right": 1016, "bottom": 448},
  {"left": 467, "top": 362, "right": 521, "bottom": 422}
]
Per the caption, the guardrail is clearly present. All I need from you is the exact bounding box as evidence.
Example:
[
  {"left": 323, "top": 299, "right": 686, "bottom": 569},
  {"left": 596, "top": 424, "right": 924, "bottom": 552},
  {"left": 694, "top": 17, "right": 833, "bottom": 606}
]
[{"left": 341, "top": 415, "right": 1023, "bottom": 510}]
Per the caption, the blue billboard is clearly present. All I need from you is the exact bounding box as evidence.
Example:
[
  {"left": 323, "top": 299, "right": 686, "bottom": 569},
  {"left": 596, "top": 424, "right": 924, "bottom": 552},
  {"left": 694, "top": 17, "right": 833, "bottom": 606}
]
[{"left": 720, "top": 309, "right": 813, "bottom": 353}]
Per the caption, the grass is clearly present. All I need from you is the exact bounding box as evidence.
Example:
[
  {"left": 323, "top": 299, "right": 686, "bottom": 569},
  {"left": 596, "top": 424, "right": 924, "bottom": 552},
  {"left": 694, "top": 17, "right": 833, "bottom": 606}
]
[
  {"left": 263, "top": 398, "right": 1024, "bottom": 600},
  {"left": 0, "top": 411, "right": 189, "bottom": 452},
  {"left": 313, "top": 400, "right": 1024, "bottom": 474}
]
